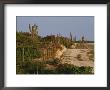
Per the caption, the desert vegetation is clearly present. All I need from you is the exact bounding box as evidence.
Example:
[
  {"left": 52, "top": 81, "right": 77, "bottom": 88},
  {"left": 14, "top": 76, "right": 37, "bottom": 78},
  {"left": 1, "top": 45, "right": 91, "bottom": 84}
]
[{"left": 16, "top": 24, "right": 94, "bottom": 74}]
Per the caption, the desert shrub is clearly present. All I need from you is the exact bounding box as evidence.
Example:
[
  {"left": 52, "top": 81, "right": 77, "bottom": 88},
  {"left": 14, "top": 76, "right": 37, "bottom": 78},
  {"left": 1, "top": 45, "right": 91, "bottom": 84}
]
[
  {"left": 16, "top": 47, "right": 43, "bottom": 65},
  {"left": 56, "top": 64, "right": 74, "bottom": 74},
  {"left": 77, "top": 54, "right": 81, "bottom": 59},
  {"left": 76, "top": 54, "right": 83, "bottom": 61},
  {"left": 17, "top": 61, "right": 93, "bottom": 74},
  {"left": 31, "top": 49, "right": 43, "bottom": 59},
  {"left": 16, "top": 65, "right": 25, "bottom": 74},
  {"left": 89, "top": 54, "right": 94, "bottom": 61},
  {"left": 87, "top": 50, "right": 94, "bottom": 54},
  {"left": 16, "top": 60, "right": 46, "bottom": 74},
  {"left": 56, "top": 64, "right": 93, "bottom": 74},
  {"left": 87, "top": 49, "right": 94, "bottom": 61}
]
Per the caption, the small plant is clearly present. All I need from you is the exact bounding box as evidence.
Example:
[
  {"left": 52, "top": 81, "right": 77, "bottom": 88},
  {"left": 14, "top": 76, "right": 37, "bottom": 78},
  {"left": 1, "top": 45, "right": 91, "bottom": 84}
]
[
  {"left": 87, "top": 50, "right": 94, "bottom": 61},
  {"left": 89, "top": 54, "right": 94, "bottom": 61},
  {"left": 76, "top": 54, "right": 82, "bottom": 61}
]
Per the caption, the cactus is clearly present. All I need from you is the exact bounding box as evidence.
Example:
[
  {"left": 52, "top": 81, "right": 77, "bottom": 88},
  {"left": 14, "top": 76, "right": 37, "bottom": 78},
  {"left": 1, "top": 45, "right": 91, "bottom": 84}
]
[{"left": 70, "top": 32, "right": 73, "bottom": 41}]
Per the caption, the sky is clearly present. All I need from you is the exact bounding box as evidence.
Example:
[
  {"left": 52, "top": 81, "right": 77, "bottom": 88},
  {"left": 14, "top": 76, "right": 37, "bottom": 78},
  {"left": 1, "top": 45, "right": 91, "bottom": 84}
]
[{"left": 16, "top": 16, "right": 94, "bottom": 41}]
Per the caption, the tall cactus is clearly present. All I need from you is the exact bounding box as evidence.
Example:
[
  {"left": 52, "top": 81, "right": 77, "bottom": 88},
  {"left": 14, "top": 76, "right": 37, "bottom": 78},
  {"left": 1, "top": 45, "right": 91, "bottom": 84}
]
[
  {"left": 29, "top": 24, "right": 31, "bottom": 32},
  {"left": 29, "top": 24, "right": 38, "bottom": 43},
  {"left": 81, "top": 36, "right": 85, "bottom": 48},
  {"left": 74, "top": 36, "right": 76, "bottom": 42},
  {"left": 70, "top": 32, "right": 73, "bottom": 42},
  {"left": 81, "top": 36, "right": 85, "bottom": 44}
]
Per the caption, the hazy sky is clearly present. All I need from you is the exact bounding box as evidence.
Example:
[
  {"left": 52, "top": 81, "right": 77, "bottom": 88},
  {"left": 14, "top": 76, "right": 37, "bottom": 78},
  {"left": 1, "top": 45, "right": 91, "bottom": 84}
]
[{"left": 16, "top": 16, "right": 94, "bottom": 41}]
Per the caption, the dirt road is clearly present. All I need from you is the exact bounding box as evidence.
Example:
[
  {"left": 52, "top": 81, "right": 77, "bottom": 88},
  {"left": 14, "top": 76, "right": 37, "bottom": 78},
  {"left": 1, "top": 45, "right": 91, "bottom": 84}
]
[{"left": 60, "top": 49, "right": 94, "bottom": 67}]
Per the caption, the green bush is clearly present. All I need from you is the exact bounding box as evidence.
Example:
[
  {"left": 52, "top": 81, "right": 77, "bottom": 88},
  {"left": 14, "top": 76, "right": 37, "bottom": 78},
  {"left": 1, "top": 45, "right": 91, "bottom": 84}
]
[
  {"left": 16, "top": 60, "right": 46, "bottom": 74},
  {"left": 38, "top": 64, "right": 93, "bottom": 74},
  {"left": 56, "top": 64, "right": 93, "bottom": 74}
]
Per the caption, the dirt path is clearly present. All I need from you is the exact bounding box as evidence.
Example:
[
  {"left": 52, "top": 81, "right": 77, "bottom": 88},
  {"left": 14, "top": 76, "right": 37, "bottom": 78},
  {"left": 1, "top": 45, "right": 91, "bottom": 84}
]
[{"left": 60, "top": 49, "right": 94, "bottom": 67}]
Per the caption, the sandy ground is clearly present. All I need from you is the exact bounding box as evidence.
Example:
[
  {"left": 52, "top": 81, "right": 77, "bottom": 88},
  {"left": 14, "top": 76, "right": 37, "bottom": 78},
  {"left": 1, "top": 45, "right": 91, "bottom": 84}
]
[{"left": 60, "top": 49, "right": 94, "bottom": 67}]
